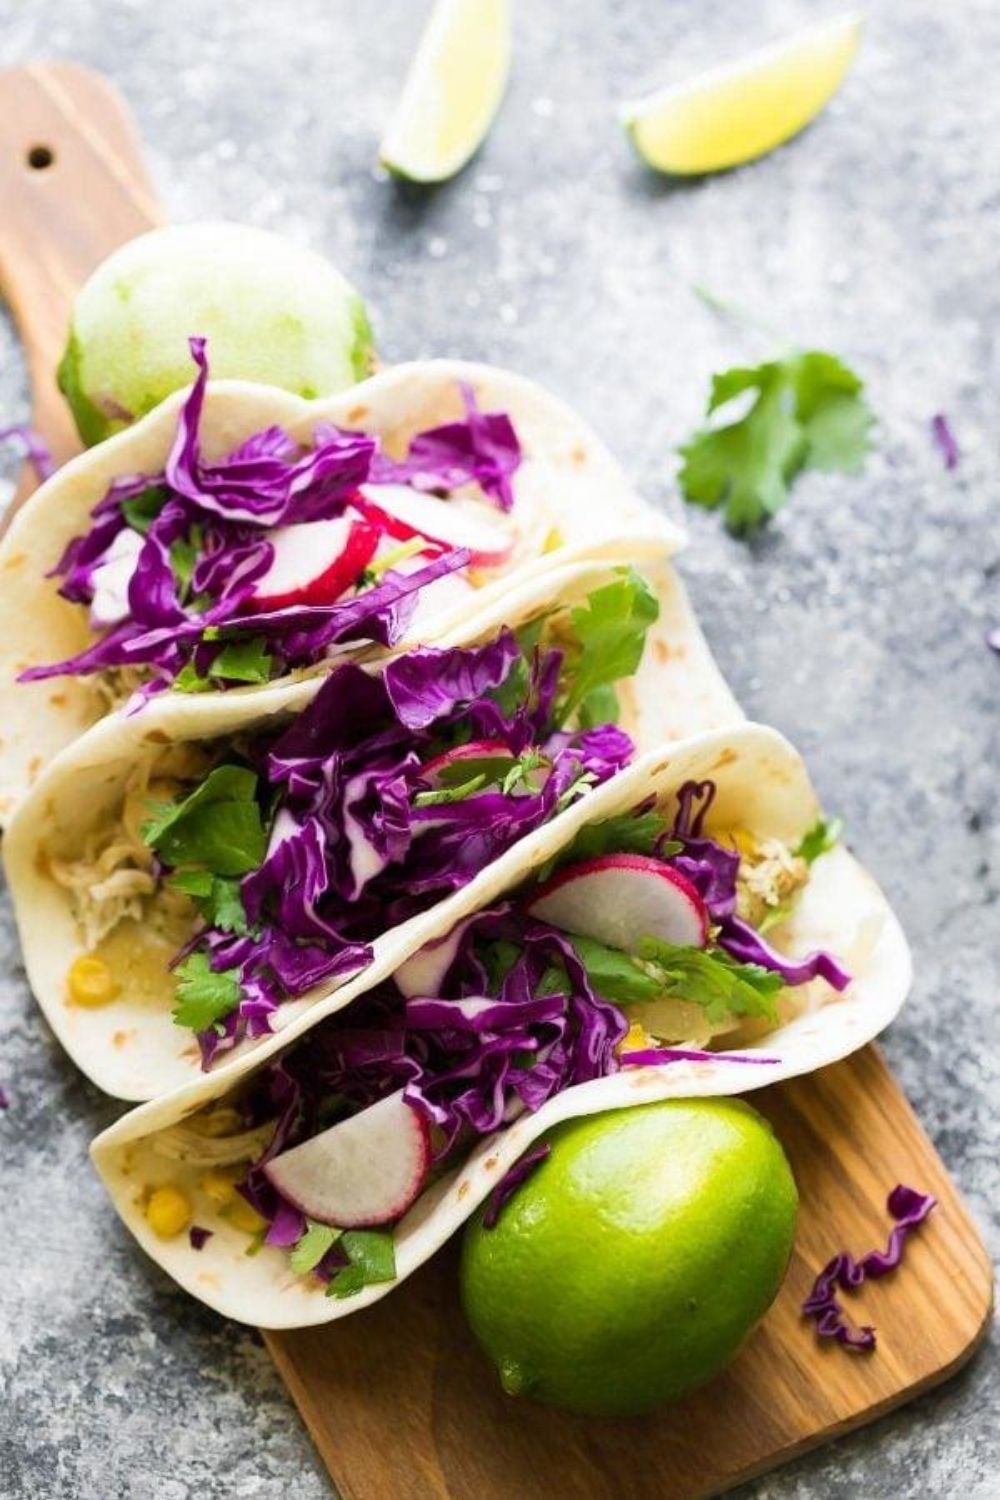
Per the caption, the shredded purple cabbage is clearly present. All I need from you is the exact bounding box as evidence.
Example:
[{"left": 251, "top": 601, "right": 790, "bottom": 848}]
[
  {"left": 930, "top": 413, "right": 959, "bottom": 471},
  {"left": 188, "top": 1225, "right": 213, "bottom": 1250},
  {"left": 182, "top": 634, "right": 631, "bottom": 1058},
  {"left": 802, "top": 1184, "right": 937, "bottom": 1351},
  {"left": 21, "top": 341, "right": 522, "bottom": 690},
  {"left": 482, "top": 1143, "right": 552, "bottom": 1229},
  {"left": 622, "top": 1047, "right": 779, "bottom": 1066},
  {"left": 0, "top": 424, "right": 56, "bottom": 482},
  {"left": 667, "top": 780, "right": 851, "bottom": 992}
]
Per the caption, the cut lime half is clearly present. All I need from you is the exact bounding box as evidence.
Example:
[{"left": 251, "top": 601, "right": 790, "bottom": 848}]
[
  {"left": 379, "top": 0, "right": 511, "bottom": 184},
  {"left": 622, "top": 11, "right": 863, "bottom": 176}
]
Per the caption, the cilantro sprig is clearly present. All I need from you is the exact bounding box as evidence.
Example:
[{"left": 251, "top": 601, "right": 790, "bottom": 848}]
[
  {"left": 172, "top": 952, "right": 242, "bottom": 1031},
  {"left": 567, "top": 933, "right": 782, "bottom": 1025},
  {"left": 679, "top": 350, "right": 874, "bottom": 536}
]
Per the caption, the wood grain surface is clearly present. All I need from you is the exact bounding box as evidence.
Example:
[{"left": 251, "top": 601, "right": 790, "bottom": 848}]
[
  {"left": 0, "top": 61, "right": 162, "bottom": 515},
  {"left": 0, "top": 63, "right": 991, "bottom": 1500},
  {"left": 266, "top": 1047, "right": 992, "bottom": 1500}
]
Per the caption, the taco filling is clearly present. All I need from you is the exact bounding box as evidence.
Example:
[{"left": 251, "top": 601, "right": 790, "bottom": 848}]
[
  {"left": 50, "top": 572, "right": 657, "bottom": 1061},
  {"left": 22, "top": 339, "right": 526, "bottom": 698},
  {"left": 137, "top": 783, "right": 848, "bottom": 1298}
]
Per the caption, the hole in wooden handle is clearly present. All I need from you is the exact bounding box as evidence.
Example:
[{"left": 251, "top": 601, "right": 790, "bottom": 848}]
[{"left": 26, "top": 144, "right": 55, "bottom": 170}]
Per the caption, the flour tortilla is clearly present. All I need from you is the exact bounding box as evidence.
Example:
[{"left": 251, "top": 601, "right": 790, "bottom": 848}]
[
  {"left": 4, "top": 555, "right": 737, "bottom": 1102},
  {"left": 89, "top": 721, "right": 911, "bottom": 1328},
  {"left": 0, "top": 359, "right": 682, "bottom": 823}
]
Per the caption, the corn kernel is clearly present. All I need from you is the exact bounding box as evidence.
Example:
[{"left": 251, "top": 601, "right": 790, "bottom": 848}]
[
  {"left": 67, "top": 954, "right": 117, "bottom": 1008},
  {"left": 619, "top": 1020, "right": 652, "bottom": 1055},
  {"left": 199, "top": 1170, "right": 237, "bottom": 1208},
  {"left": 146, "top": 1184, "right": 192, "bottom": 1239},
  {"left": 542, "top": 527, "right": 564, "bottom": 554},
  {"left": 224, "top": 1197, "right": 268, "bottom": 1236}
]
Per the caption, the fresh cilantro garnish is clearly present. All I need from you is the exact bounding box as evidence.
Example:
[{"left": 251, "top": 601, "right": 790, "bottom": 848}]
[
  {"left": 534, "top": 811, "right": 679, "bottom": 885},
  {"left": 326, "top": 1229, "right": 396, "bottom": 1299},
  {"left": 636, "top": 938, "right": 783, "bottom": 1024},
  {"left": 208, "top": 637, "right": 274, "bottom": 685},
  {"left": 143, "top": 764, "right": 266, "bottom": 877},
  {"left": 502, "top": 750, "right": 546, "bottom": 795},
  {"left": 167, "top": 870, "right": 252, "bottom": 934},
  {"left": 169, "top": 526, "right": 203, "bottom": 601},
  {"left": 556, "top": 569, "right": 659, "bottom": 726},
  {"left": 567, "top": 935, "right": 663, "bottom": 1004},
  {"left": 796, "top": 816, "right": 843, "bottom": 865},
  {"left": 678, "top": 351, "right": 874, "bottom": 535},
  {"left": 290, "top": 1221, "right": 342, "bottom": 1276},
  {"left": 413, "top": 774, "right": 487, "bottom": 807},
  {"left": 120, "top": 486, "right": 169, "bottom": 534},
  {"left": 172, "top": 952, "right": 241, "bottom": 1030},
  {"left": 173, "top": 661, "right": 211, "bottom": 694}
]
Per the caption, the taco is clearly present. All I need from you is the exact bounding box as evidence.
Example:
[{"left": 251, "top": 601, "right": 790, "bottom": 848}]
[
  {"left": 4, "top": 557, "right": 738, "bottom": 1101},
  {"left": 89, "top": 722, "right": 910, "bottom": 1328},
  {"left": 0, "top": 344, "right": 681, "bottom": 821}
]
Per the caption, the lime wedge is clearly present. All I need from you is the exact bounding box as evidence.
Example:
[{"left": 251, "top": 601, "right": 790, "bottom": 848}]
[
  {"left": 622, "top": 11, "right": 863, "bottom": 176},
  {"left": 379, "top": 0, "right": 511, "bottom": 183}
]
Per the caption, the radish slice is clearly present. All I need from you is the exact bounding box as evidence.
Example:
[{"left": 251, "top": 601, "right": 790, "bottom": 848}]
[
  {"left": 91, "top": 527, "right": 144, "bottom": 627},
  {"left": 422, "top": 739, "right": 514, "bottom": 784},
  {"left": 528, "top": 854, "right": 709, "bottom": 952},
  {"left": 263, "top": 1090, "right": 430, "bottom": 1229},
  {"left": 359, "top": 483, "right": 514, "bottom": 566},
  {"left": 249, "top": 516, "right": 378, "bottom": 612}
]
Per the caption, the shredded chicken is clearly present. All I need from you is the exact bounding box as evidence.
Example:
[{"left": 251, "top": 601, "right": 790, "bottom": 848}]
[
  {"left": 46, "top": 741, "right": 215, "bottom": 949},
  {"left": 94, "top": 666, "right": 150, "bottom": 712},
  {"left": 154, "top": 1116, "right": 275, "bottom": 1168},
  {"left": 731, "top": 831, "right": 808, "bottom": 928}
]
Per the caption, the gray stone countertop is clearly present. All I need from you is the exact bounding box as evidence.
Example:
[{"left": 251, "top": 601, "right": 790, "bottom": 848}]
[{"left": 0, "top": 2, "right": 996, "bottom": 1496}]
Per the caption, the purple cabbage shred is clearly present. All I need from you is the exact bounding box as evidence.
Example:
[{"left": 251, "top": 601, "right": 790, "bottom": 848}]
[
  {"left": 930, "top": 413, "right": 959, "bottom": 470},
  {"left": 188, "top": 1225, "right": 213, "bottom": 1250},
  {"left": 802, "top": 1183, "right": 937, "bottom": 1351},
  {"left": 0, "top": 424, "right": 56, "bottom": 481},
  {"left": 482, "top": 1143, "right": 552, "bottom": 1229}
]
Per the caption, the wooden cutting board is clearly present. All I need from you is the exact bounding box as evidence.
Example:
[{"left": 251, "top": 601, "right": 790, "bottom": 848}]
[{"left": 0, "top": 62, "right": 992, "bottom": 1500}]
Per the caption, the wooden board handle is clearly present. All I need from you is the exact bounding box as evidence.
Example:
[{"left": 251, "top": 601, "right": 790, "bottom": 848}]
[{"left": 0, "top": 62, "right": 163, "bottom": 503}]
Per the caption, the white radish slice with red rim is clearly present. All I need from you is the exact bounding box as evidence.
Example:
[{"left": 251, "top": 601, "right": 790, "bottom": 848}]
[
  {"left": 527, "top": 854, "right": 709, "bottom": 952},
  {"left": 359, "top": 482, "right": 514, "bottom": 566},
  {"left": 262, "top": 1090, "right": 430, "bottom": 1229},
  {"left": 249, "top": 515, "right": 378, "bottom": 612},
  {"left": 422, "top": 739, "right": 515, "bottom": 785},
  {"left": 91, "top": 527, "right": 145, "bottom": 627}
]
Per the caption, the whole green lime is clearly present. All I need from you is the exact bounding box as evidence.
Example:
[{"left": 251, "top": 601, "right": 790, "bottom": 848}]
[
  {"left": 59, "top": 222, "right": 375, "bottom": 445},
  {"left": 460, "top": 1099, "right": 797, "bottom": 1416}
]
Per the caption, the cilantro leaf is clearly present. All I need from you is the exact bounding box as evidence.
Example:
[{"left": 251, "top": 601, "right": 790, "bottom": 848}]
[
  {"left": 165, "top": 872, "right": 252, "bottom": 934},
  {"left": 208, "top": 637, "right": 274, "bottom": 685},
  {"left": 172, "top": 952, "right": 241, "bottom": 1030},
  {"left": 142, "top": 764, "right": 266, "bottom": 877},
  {"left": 413, "top": 774, "right": 487, "bottom": 807},
  {"left": 290, "top": 1221, "right": 342, "bottom": 1276},
  {"left": 556, "top": 569, "right": 659, "bottom": 725},
  {"left": 678, "top": 351, "right": 874, "bottom": 535},
  {"left": 568, "top": 935, "right": 662, "bottom": 1004},
  {"left": 173, "top": 661, "right": 211, "bottom": 694},
  {"left": 795, "top": 816, "right": 843, "bottom": 865},
  {"left": 120, "top": 486, "right": 169, "bottom": 534},
  {"left": 636, "top": 939, "right": 782, "bottom": 1024},
  {"left": 327, "top": 1229, "right": 397, "bottom": 1299},
  {"left": 535, "top": 811, "right": 679, "bottom": 885},
  {"left": 169, "top": 526, "right": 203, "bottom": 602}
]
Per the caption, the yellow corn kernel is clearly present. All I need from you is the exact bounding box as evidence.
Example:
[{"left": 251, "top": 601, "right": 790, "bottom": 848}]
[
  {"left": 146, "top": 1184, "right": 192, "bottom": 1239},
  {"left": 619, "top": 1020, "right": 652, "bottom": 1055},
  {"left": 67, "top": 954, "right": 117, "bottom": 1008},
  {"left": 224, "top": 1197, "right": 268, "bottom": 1236},
  {"left": 199, "top": 1170, "right": 237, "bottom": 1208},
  {"left": 192, "top": 1107, "right": 244, "bottom": 1139},
  {"left": 542, "top": 526, "right": 564, "bottom": 554}
]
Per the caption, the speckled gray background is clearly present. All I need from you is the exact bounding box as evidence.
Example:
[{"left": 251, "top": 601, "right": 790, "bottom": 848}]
[{"left": 0, "top": 2, "right": 996, "bottom": 1497}]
